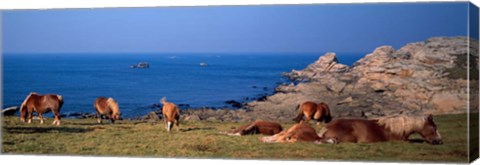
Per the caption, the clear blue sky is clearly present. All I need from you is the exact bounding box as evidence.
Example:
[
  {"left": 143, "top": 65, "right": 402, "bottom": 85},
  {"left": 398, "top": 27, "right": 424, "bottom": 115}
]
[{"left": 1, "top": 2, "right": 471, "bottom": 54}]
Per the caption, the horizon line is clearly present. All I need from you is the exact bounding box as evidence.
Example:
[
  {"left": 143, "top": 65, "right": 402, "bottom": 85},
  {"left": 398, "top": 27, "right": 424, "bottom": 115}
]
[{"left": 1, "top": 51, "right": 371, "bottom": 56}]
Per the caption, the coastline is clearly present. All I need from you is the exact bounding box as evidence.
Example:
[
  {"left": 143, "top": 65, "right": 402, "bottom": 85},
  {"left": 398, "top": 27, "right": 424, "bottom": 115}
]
[{"left": 3, "top": 36, "right": 478, "bottom": 123}]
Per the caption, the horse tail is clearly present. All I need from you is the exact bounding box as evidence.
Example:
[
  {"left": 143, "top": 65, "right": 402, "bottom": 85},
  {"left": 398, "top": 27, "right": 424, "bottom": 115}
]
[
  {"left": 57, "top": 95, "right": 64, "bottom": 107},
  {"left": 56, "top": 95, "right": 64, "bottom": 114},
  {"left": 293, "top": 104, "right": 303, "bottom": 123},
  {"left": 320, "top": 102, "right": 332, "bottom": 123}
]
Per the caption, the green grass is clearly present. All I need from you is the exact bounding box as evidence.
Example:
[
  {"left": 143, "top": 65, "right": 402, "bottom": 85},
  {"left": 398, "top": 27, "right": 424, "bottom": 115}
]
[{"left": 1, "top": 113, "right": 473, "bottom": 163}]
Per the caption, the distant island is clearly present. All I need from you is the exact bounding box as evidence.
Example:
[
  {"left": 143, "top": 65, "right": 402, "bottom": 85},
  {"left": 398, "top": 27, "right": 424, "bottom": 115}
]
[{"left": 131, "top": 62, "right": 150, "bottom": 69}]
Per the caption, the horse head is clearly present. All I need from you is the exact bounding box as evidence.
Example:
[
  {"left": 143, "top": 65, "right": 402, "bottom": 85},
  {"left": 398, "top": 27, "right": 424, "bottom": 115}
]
[
  {"left": 19, "top": 105, "right": 27, "bottom": 123},
  {"left": 19, "top": 92, "right": 36, "bottom": 122},
  {"left": 108, "top": 98, "right": 121, "bottom": 120},
  {"left": 418, "top": 114, "right": 443, "bottom": 145}
]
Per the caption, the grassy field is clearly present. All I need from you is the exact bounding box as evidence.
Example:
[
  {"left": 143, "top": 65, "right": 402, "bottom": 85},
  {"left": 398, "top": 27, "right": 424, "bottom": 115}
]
[{"left": 1, "top": 113, "right": 473, "bottom": 163}]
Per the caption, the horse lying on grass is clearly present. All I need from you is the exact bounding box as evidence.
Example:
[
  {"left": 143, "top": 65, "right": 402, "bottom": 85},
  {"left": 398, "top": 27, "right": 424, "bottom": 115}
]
[
  {"left": 20, "top": 92, "right": 64, "bottom": 126},
  {"left": 160, "top": 97, "right": 180, "bottom": 132},
  {"left": 293, "top": 101, "right": 332, "bottom": 125},
  {"left": 318, "top": 114, "right": 443, "bottom": 145},
  {"left": 222, "top": 120, "right": 283, "bottom": 136},
  {"left": 94, "top": 97, "right": 121, "bottom": 124},
  {"left": 260, "top": 122, "right": 333, "bottom": 143}
]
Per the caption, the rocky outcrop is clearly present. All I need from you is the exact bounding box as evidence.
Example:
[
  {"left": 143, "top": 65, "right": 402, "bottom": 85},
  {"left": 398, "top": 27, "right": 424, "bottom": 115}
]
[
  {"left": 2, "top": 106, "right": 19, "bottom": 116},
  {"left": 246, "top": 37, "right": 478, "bottom": 122}
]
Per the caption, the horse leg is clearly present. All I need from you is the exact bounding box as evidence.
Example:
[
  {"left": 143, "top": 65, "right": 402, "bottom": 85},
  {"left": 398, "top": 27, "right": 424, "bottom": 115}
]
[
  {"left": 175, "top": 115, "right": 180, "bottom": 131},
  {"left": 52, "top": 111, "right": 60, "bottom": 126},
  {"left": 164, "top": 117, "right": 168, "bottom": 131},
  {"left": 96, "top": 112, "right": 102, "bottom": 124},
  {"left": 110, "top": 115, "right": 115, "bottom": 124},
  {"left": 167, "top": 121, "right": 172, "bottom": 132},
  {"left": 39, "top": 113, "right": 44, "bottom": 124},
  {"left": 27, "top": 110, "right": 33, "bottom": 124}
]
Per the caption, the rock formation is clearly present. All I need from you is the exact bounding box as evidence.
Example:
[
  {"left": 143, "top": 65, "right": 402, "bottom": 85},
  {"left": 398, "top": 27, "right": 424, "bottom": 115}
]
[
  {"left": 2, "top": 106, "right": 19, "bottom": 116},
  {"left": 245, "top": 36, "right": 478, "bottom": 121}
]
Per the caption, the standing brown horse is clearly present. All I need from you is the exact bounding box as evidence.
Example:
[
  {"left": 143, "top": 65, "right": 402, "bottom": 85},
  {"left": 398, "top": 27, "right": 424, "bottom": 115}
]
[
  {"left": 160, "top": 97, "right": 180, "bottom": 132},
  {"left": 94, "top": 97, "right": 121, "bottom": 124},
  {"left": 20, "top": 92, "right": 64, "bottom": 126},
  {"left": 293, "top": 101, "right": 332, "bottom": 125},
  {"left": 223, "top": 120, "right": 283, "bottom": 136},
  {"left": 318, "top": 115, "right": 443, "bottom": 145}
]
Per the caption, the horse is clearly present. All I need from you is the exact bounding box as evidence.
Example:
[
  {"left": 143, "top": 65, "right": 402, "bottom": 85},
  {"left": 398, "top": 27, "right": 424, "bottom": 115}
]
[
  {"left": 223, "top": 120, "right": 283, "bottom": 136},
  {"left": 318, "top": 114, "right": 443, "bottom": 145},
  {"left": 19, "top": 92, "right": 64, "bottom": 126},
  {"left": 94, "top": 97, "right": 121, "bottom": 124},
  {"left": 293, "top": 101, "right": 332, "bottom": 125},
  {"left": 160, "top": 97, "right": 180, "bottom": 132},
  {"left": 261, "top": 122, "right": 331, "bottom": 143}
]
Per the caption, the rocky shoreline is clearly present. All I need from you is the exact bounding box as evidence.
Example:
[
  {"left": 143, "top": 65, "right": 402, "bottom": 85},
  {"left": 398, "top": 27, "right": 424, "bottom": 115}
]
[
  {"left": 140, "top": 36, "right": 478, "bottom": 123},
  {"left": 4, "top": 37, "right": 478, "bottom": 123},
  {"left": 242, "top": 36, "right": 479, "bottom": 122}
]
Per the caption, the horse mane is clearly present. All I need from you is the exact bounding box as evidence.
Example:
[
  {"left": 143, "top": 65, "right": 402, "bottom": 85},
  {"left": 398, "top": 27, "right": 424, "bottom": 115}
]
[
  {"left": 20, "top": 92, "right": 37, "bottom": 109},
  {"left": 375, "top": 115, "right": 426, "bottom": 137},
  {"left": 106, "top": 97, "right": 120, "bottom": 114}
]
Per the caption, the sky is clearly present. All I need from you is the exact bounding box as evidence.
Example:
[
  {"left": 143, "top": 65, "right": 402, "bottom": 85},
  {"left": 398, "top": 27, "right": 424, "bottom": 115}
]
[{"left": 1, "top": 2, "right": 472, "bottom": 54}]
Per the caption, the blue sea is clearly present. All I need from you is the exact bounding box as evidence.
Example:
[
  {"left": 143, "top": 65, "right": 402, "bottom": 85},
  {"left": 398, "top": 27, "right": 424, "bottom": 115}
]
[{"left": 2, "top": 53, "right": 364, "bottom": 118}]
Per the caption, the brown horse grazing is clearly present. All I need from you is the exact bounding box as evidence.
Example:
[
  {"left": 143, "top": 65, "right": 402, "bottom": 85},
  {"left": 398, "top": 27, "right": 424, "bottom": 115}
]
[
  {"left": 160, "top": 97, "right": 180, "bottom": 132},
  {"left": 261, "top": 122, "right": 332, "bottom": 143},
  {"left": 19, "top": 92, "right": 64, "bottom": 126},
  {"left": 223, "top": 120, "right": 283, "bottom": 136},
  {"left": 94, "top": 97, "right": 121, "bottom": 124},
  {"left": 318, "top": 115, "right": 443, "bottom": 145},
  {"left": 293, "top": 101, "right": 332, "bottom": 125}
]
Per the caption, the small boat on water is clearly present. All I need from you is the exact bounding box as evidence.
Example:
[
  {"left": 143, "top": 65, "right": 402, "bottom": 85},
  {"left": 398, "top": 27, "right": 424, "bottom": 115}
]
[
  {"left": 200, "top": 62, "right": 208, "bottom": 67},
  {"left": 131, "top": 62, "right": 150, "bottom": 69}
]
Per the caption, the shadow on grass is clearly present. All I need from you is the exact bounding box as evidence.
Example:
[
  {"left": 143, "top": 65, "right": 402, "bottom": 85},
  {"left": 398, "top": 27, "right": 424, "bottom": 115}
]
[
  {"left": 180, "top": 127, "right": 215, "bottom": 132},
  {"left": 408, "top": 139, "right": 427, "bottom": 143},
  {"left": 5, "top": 126, "right": 94, "bottom": 134}
]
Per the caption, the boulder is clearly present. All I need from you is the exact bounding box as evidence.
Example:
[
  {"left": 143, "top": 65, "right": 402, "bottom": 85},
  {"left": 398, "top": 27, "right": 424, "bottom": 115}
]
[
  {"left": 2, "top": 106, "right": 18, "bottom": 116},
  {"left": 225, "top": 100, "right": 243, "bottom": 108},
  {"left": 183, "top": 114, "right": 200, "bottom": 121},
  {"left": 142, "top": 111, "right": 161, "bottom": 121}
]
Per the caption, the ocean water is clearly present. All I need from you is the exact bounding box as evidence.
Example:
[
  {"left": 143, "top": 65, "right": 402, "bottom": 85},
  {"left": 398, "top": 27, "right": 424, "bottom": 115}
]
[{"left": 2, "top": 53, "right": 364, "bottom": 118}]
